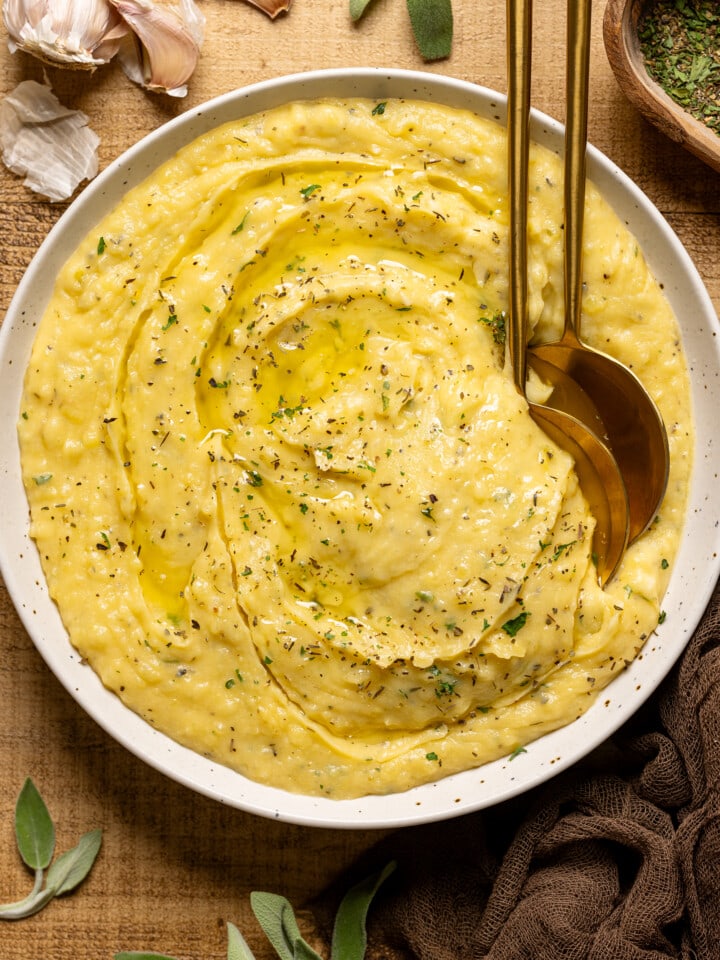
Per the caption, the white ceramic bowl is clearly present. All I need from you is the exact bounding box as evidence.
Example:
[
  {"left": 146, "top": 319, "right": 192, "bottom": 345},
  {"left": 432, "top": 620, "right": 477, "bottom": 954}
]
[{"left": 1, "top": 68, "right": 718, "bottom": 829}]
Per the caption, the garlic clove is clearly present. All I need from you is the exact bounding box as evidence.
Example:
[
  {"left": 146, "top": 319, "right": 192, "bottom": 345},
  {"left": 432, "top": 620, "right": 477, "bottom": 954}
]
[
  {"left": 3, "top": 0, "right": 129, "bottom": 68},
  {"left": 239, "top": 0, "right": 293, "bottom": 19},
  {"left": 109, "top": 0, "right": 204, "bottom": 98},
  {"left": 0, "top": 80, "right": 100, "bottom": 201}
]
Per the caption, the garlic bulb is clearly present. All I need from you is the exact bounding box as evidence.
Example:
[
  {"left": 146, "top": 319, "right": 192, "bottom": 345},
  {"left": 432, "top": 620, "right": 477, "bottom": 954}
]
[
  {"left": 109, "top": 0, "right": 204, "bottom": 97},
  {"left": 0, "top": 79, "right": 99, "bottom": 200},
  {"left": 3, "top": 0, "right": 129, "bottom": 67}
]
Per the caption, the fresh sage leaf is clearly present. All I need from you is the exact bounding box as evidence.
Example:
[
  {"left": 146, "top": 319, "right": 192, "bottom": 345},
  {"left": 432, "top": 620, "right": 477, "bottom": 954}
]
[
  {"left": 45, "top": 828, "right": 102, "bottom": 896},
  {"left": 250, "top": 892, "right": 298, "bottom": 960},
  {"left": 250, "top": 892, "right": 323, "bottom": 960},
  {"left": 349, "top": 0, "right": 376, "bottom": 19},
  {"left": 1, "top": 780, "right": 102, "bottom": 922},
  {"left": 352, "top": 0, "right": 454, "bottom": 60},
  {"left": 295, "top": 941, "right": 324, "bottom": 960},
  {"left": 227, "top": 921, "right": 258, "bottom": 960},
  {"left": 331, "top": 861, "right": 396, "bottom": 960},
  {"left": 0, "top": 885, "right": 56, "bottom": 920},
  {"left": 15, "top": 778, "right": 55, "bottom": 871},
  {"left": 406, "top": 0, "right": 453, "bottom": 60}
]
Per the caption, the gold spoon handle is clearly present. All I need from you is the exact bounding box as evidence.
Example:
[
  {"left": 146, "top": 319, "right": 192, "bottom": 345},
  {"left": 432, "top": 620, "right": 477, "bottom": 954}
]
[
  {"left": 506, "top": 0, "right": 532, "bottom": 391},
  {"left": 564, "top": 0, "right": 592, "bottom": 340}
]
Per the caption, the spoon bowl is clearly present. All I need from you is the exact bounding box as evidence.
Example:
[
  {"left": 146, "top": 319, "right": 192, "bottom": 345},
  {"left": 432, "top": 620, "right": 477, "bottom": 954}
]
[
  {"left": 529, "top": 402, "right": 631, "bottom": 581},
  {"left": 529, "top": 0, "right": 669, "bottom": 544},
  {"left": 531, "top": 335, "right": 669, "bottom": 543},
  {"left": 507, "top": 0, "right": 630, "bottom": 585},
  {"left": 528, "top": 352, "right": 607, "bottom": 440}
]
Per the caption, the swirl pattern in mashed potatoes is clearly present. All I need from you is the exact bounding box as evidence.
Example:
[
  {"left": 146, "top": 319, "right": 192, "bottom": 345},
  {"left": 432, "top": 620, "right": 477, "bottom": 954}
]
[{"left": 19, "top": 98, "right": 692, "bottom": 798}]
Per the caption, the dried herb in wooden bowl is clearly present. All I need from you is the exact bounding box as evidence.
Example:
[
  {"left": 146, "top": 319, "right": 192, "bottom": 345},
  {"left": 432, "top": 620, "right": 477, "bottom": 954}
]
[{"left": 637, "top": 0, "right": 720, "bottom": 136}]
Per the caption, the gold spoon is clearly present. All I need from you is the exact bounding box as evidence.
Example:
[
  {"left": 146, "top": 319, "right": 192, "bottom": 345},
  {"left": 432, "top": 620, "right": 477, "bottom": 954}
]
[
  {"left": 507, "top": 0, "right": 629, "bottom": 586},
  {"left": 528, "top": 0, "right": 669, "bottom": 544}
]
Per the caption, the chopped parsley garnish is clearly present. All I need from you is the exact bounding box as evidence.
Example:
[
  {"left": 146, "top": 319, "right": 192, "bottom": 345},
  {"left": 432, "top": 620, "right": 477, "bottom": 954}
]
[
  {"left": 501, "top": 611, "right": 530, "bottom": 637},
  {"left": 478, "top": 310, "right": 506, "bottom": 345}
]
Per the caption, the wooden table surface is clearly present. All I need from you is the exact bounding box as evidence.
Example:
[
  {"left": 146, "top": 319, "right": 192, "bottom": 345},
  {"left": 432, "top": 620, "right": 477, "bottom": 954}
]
[{"left": 1, "top": 2, "right": 718, "bottom": 957}]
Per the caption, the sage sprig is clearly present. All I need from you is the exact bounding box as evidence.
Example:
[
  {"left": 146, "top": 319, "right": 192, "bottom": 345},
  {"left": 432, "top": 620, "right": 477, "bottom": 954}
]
[
  {"left": 0, "top": 778, "right": 102, "bottom": 921},
  {"left": 115, "top": 922, "right": 256, "bottom": 960},
  {"left": 330, "top": 860, "right": 396, "bottom": 960},
  {"left": 405, "top": 0, "right": 453, "bottom": 61},
  {"left": 249, "top": 859, "right": 396, "bottom": 960},
  {"left": 350, "top": 0, "right": 453, "bottom": 61},
  {"left": 116, "top": 861, "right": 396, "bottom": 960}
]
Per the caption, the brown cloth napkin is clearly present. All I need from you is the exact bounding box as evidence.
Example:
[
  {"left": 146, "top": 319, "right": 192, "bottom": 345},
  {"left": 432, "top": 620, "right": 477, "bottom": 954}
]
[{"left": 315, "top": 576, "right": 720, "bottom": 960}]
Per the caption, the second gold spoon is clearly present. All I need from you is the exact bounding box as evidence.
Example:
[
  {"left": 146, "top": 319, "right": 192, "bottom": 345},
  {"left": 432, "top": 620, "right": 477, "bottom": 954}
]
[{"left": 528, "top": 0, "right": 669, "bottom": 544}]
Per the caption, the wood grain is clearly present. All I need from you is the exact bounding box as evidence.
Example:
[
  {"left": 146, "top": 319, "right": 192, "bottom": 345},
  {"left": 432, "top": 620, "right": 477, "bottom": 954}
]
[{"left": 0, "top": 2, "right": 718, "bottom": 958}]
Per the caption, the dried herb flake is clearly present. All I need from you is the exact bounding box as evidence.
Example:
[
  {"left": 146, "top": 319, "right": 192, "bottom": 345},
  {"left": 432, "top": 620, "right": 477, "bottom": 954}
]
[{"left": 638, "top": 0, "right": 720, "bottom": 135}]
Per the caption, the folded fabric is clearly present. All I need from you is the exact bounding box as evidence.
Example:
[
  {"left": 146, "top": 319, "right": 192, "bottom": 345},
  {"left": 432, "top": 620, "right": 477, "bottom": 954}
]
[{"left": 313, "top": 577, "right": 720, "bottom": 959}]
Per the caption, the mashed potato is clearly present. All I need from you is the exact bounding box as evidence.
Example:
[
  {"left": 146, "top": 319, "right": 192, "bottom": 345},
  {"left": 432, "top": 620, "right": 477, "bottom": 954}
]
[{"left": 19, "top": 98, "right": 692, "bottom": 798}]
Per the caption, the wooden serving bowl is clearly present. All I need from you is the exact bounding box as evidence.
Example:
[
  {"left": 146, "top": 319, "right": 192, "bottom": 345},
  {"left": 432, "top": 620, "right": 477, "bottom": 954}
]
[{"left": 603, "top": 0, "right": 720, "bottom": 173}]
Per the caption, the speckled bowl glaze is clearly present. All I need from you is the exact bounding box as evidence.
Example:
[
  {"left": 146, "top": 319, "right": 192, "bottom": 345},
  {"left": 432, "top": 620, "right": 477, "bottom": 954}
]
[{"left": 1, "top": 68, "right": 718, "bottom": 828}]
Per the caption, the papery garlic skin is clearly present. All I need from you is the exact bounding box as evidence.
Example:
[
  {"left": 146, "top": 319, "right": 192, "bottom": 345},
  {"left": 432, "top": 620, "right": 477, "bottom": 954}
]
[
  {"left": 0, "top": 80, "right": 99, "bottom": 200},
  {"left": 3, "top": 0, "right": 129, "bottom": 67},
  {"left": 240, "top": 0, "right": 292, "bottom": 20},
  {"left": 109, "top": 0, "right": 204, "bottom": 97}
]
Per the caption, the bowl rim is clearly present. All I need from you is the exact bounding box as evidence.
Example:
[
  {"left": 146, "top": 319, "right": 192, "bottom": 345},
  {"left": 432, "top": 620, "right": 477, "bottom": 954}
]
[{"left": 1, "top": 66, "right": 718, "bottom": 829}]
